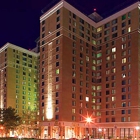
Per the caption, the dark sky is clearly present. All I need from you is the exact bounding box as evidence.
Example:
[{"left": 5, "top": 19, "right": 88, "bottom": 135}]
[{"left": 0, "top": 0, "right": 137, "bottom": 50}]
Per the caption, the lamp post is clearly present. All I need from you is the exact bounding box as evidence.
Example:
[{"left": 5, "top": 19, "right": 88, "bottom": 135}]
[
  {"left": 86, "top": 117, "right": 92, "bottom": 140},
  {"left": 98, "top": 128, "right": 102, "bottom": 139},
  {"left": 135, "top": 126, "right": 140, "bottom": 140}
]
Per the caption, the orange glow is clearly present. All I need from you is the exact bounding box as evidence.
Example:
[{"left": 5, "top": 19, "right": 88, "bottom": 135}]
[
  {"left": 86, "top": 117, "right": 92, "bottom": 123},
  {"left": 80, "top": 112, "right": 95, "bottom": 125}
]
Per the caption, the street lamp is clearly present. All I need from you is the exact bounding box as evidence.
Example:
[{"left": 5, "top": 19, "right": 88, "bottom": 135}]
[
  {"left": 86, "top": 117, "right": 92, "bottom": 140},
  {"left": 135, "top": 126, "right": 140, "bottom": 139},
  {"left": 81, "top": 112, "right": 95, "bottom": 139}
]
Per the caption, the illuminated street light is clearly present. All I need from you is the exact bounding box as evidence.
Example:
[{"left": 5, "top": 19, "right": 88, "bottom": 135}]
[
  {"left": 80, "top": 112, "right": 95, "bottom": 139},
  {"left": 86, "top": 117, "right": 92, "bottom": 140},
  {"left": 86, "top": 117, "right": 92, "bottom": 123}
]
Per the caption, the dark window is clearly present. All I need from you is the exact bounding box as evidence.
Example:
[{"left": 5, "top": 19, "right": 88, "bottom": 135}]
[
  {"left": 42, "top": 20, "right": 45, "bottom": 25},
  {"left": 56, "top": 92, "right": 59, "bottom": 97},
  {"left": 72, "top": 79, "right": 76, "bottom": 84},
  {"left": 106, "top": 90, "right": 110, "bottom": 95},
  {"left": 112, "top": 118, "right": 115, "bottom": 122},
  {"left": 55, "top": 115, "right": 59, "bottom": 120},
  {"left": 56, "top": 62, "right": 59, "bottom": 67},
  {"left": 56, "top": 9, "right": 60, "bottom": 14},
  {"left": 56, "top": 16, "right": 60, "bottom": 22},
  {"left": 122, "top": 110, "right": 125, "bottom": 114},
  {"left": 42, "top": 102, "right": 44, "bottom": 107},
  {"left": 122, "top": 95, "right": 126, "bottom": 100},
  {"left": 56, "top": 54, "right": 59, "bottom": 59},
  {"left": 56, "top": 100, "right": 59, "bottom": 104},
  {"left": 56, "top": 24, "right": 60, "bottom": 29},
  {"left": 56, "top": 47, "right": 59, "bottom": 52},
  {"left": 56, "top": 77, "right": 59, "bottom": 82},
  {"left": 73, "top": 14, "right": 76, "bottom": 19},
  {"left": 56, "top": 31, "right": 60, "bottom": 36},
  {"left": 106, "top": 84, "right": 109, "bottom": 88}
]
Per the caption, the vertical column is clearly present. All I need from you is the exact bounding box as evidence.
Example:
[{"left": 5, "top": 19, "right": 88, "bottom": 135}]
[{"left": 46, "top": 42, "right": 53, "bottom": 120}]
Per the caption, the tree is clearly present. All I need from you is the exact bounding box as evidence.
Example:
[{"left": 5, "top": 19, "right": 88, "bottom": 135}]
[{"left": 0, "top": 107, "right": 21, "bottom": 135}]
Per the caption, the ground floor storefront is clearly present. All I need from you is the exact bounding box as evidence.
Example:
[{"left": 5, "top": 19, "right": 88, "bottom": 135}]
[{"left": 39, "top": 121, "right": 140, "bottom": 140}]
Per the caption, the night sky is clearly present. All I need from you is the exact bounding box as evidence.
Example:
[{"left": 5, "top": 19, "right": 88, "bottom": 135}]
[{"left": 0, "top": 0, "right": 138, "bottom": 50}]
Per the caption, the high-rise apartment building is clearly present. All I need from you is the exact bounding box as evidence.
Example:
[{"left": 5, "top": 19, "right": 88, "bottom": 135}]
[
  {"left": 39, "top": 0, "right": 140, "bottom": 139},
  {"left": 0, "top": 43, "right": 39, "bottom": 137}
]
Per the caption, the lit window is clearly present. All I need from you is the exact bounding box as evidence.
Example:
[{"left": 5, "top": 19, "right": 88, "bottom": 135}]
[
  {"left": 92, "top": 99, "right": 95, "bottom": 103},
  {"left": 92, "top": 40, "right": 96, "bottom": 45},
  {"left": 85, "top": 97, "right": 89, "bottom": 102},
  {"left": 97, "top": 86, "right": 101, "bottom": 90},
  {"left": 106, "top": 56, "right": 110, "bottom": 61},
  {"left": 96, "top": 112, "right": 101, "bottom": 116},
  {"left": 112, "top": 97, "right": 115, "bottom": 101},
  {"left": 97, "top": 53, "right": 102, "bottom": 58},
  {"left": 72, "top": 109, "right": 75, "bottom": 113},
  {"left": 128, "top": 27, "right": 131, "bottom": 32},
  {"left": 97, "top": 105, "right": 101, "bottom": 109},
  {"left": 122, "top": 14, "right": 126, "bottom": 20},
  {"left": 112, "top": 47, "right": 116, "bottom": 52},
  {"left": 122, "top": 44, "right": 126, "bottom": 49},
  {"left": 92, "top": 66, "right": 96, "bottom": 70},
  {"left": 56, "top": 85, "right": 59, "bottom": 89},
  {"left": 56, "top": 69, "right": 59, "bottom": 74},
  {"left": 122, "top": 73, "right": 126, "bottom": 78},
  {"left": 122, "top": 58, "right": 127, "bottom": 63},
  {"left": 86, "top": 56, "right": 89, "bottom": 61},
  {"left": 97, "top": 27, "right": 102, "bottom": 32}
]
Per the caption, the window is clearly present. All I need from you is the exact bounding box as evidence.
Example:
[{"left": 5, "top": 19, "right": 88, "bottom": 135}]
[
  {"left": 104, "top": 22, "right": 110, "bottom": 28},
  {"left": 56, "top": 69, "right": 59, "bottom": 75},
  {"left": 121, "top": 117, "right": 126, "bottom": 122},
  {"left": 56, "top": 77, "right": 59, "bottom": 82},
  {"left": 122, "top": 65, "right": 126, "bottom": 71},
  {"left": 122, "top": 110, "right": 126, "bottom": 114},
  {"left": 112, "top": 33, "right": 117, "bottom": 38},
  {"left": 56, "top": 46, "right": 59, "bottom": 52},
  {"left": 56, "top": 16, "right": 60, "bottom": 22},
  {"left": 85, "top": 97, "right": 89, "bottom": 102},
  {"left": 72, "top": 101, "right": 76, "bottom": 106},
  {"left": 122, "top": 22, "right": 126, "bottom": 27},
  {"left": 122, "top": 102, "right": 126, "bottom": 107},
  {"left": 97, "top": 27, "right": 102, "bottom": 32},
  {"left": 55, "top": 115, "right": 59, "bottom": 120},
  {"left": 112, "top": 19, "right": 117, "bottom": 25},
  {"left": 56, "top": 24, "right": 60, "bottom": 29},
  {"left": 122, "top": 29, "right": 126, "bottom": 34},
  {"left": 122, "top": 95, "right": 126, "bottom": 100},
  {"left": 79, "top": 18, "right": 84, "bottom": 24},
  {"left": 112, "top": 26, "right": 117, "bottom": 32},
  {"left": 122, "top": 87, "right": 126, "bottom": 92},
  {"left": 72, "top": 79, "right": 76, "bottom": 84},
  {"left": 106, "top": 111, "right": 109, "bottom": 115},
  {"left": 122, "top": 14, "right": 126, "bottom": 20},
  {"left": 56, "top": 54, "right": 59, "bottom": 59},
  {"left": 56, "top": 100, "right": 59, "bottom": 104},
  {"left": 122, "top": 80, "right": 126, "bottom": 85},
  {"left": 104, "top": 29, "right": 110, "bottom": 35},
  {"left": 56, "top": 9, "right": 60, "bottom": 15},
  {"left": 112, "top": 118, "right": 115, "bottom": 122},
  {"left": 56, "top": 92, "right": 59, "bottom": 97},
  {"left": 128, "top": 110, "right": 131, "bottom": 114},
  {"left": 73, "top": 14, "right": 76, "bottom": 19},
  {"left": 42, "top": 20, "right": 45, "bottom": 25},
  {"left": 56, "top": 62, "right": 59, "bottom": 67},
  {"left": 56, "top": 31, "right": 60, "bottom": 36}
]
